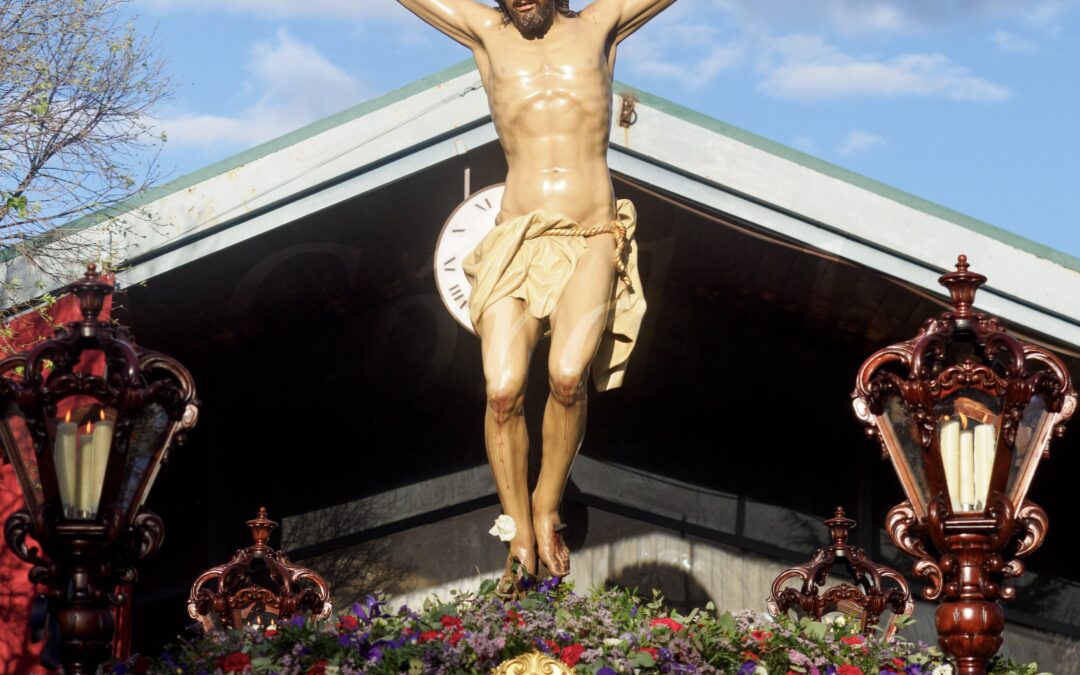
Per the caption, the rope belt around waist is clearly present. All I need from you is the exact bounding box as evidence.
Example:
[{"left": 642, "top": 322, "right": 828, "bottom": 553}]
[{"left": 537, "top": 222, "right": 633, "bottom": 291}]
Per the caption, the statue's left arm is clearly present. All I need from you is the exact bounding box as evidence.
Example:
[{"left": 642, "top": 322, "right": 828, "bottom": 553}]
[{"left": 584, "top": 0, "right": 677, "bottom": 43}]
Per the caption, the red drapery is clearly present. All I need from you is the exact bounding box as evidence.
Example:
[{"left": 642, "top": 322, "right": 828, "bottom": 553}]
[{"left": 0, "top": 280, "right": 113, "bottom": 675}]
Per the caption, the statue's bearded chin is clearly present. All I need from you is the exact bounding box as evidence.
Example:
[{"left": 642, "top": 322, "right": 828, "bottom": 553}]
[{"left": 507, "top": 1, "right": 554, "bottom": 38}]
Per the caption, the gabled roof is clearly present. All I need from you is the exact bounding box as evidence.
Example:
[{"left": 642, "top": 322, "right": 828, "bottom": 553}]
[{"left": 3, "top": 59, "right": 1078, "bottom": 346}]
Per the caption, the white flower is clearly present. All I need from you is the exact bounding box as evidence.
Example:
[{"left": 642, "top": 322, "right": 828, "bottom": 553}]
[
  {"left": 603, "top": 637, "right": 624, "bottom": 648},
  {"left": 489, "top": 514, "right": 516, "bottom": 541},
  {"left": 931, "top": 665, "right": 953, "bottom": 675},
  {"left": 753, "top": 665, "right": 769, "bottom": 675},
  {"left": 832, "top": 615, "right": 847, "bottom": 627}
]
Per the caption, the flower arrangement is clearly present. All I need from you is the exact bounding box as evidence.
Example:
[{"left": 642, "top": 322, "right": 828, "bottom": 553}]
[{"left": 117, "top": 579, "right": 1048, "bottom": 675}]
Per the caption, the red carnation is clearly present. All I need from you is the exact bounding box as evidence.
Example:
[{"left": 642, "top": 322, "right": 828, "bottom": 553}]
[
  {"left": 892, "top": 659, "right": 906, "bottom": 669},
  {"left": 639, "top": 647, "right": 659, "bottom": 659},
  {"left": 741, "top": 650, "right": 759, "bottom": 662},
  {"left": 750, "top": 630, "right": 772, "bottom": 642},
  {"left": 419, "top": 629, "right": 443, "bottom": 643},
  {"left": 545, "top": 639, "right": 560, "bottom": 653},
  {"left": 448, "top": 630, "right": 465, "bottom": 646},
  {"left": 307, "top": 659, "right": 328, "bottom": 675},
  {"left": 440, "top": 615, "right": 462, "bottom": 629},
  {"left": 338, "top": 615, "right": 360, "bottom": 631},
  {"left": 560, "top": 644, "right": 585, "bottom": 667},
  {"left": 219, "top": 652, "right": 251, "bottom": 674},
  {"left": 840, "top": 635, "right": 865, "bottom": 646},
  {"left": 837, "top": 666, "right": 864, "bottom": 675},
  {"left": 650, "top": 617, "right": 685, "bottom": 632}
]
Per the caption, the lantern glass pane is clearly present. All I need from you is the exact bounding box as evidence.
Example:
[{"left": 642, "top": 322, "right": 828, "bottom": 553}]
[
  {"left": 933, "top": 390, "right": 1002, "bottom": 514},
  {"left": 1007, "top": 395, "right": 1052, "bottom": 504},
  {"left": 880, "top": 395, "right": 930, "bottom": 511},
  {"left": 115, "top": 401, "right": 169, "bottom": 517},
  {"left": 1, "top": 401, "right": 42, "bottom": 509}
]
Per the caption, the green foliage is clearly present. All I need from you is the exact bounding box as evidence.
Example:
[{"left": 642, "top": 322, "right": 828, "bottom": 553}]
[{"left": 110, "top": 581, "right": 1053, "bottom": 675}]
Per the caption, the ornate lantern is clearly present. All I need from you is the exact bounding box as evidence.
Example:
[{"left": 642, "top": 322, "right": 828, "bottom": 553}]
[
  {"left": 852, "top": 255, "right": 1075, "bottom": 675},
  {"left": 767, "top": 507, "right": 913, "bottom": 635},
  {"left": 187, "top": 507, "right": 331, "bottom": 631},
  {"left": 0, "top": 265, "right": 199, "bottom": 674}
]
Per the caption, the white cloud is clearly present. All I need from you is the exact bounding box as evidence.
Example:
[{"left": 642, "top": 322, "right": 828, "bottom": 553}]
[
  {"left": 838, "top": 130, "right": 887, "bottom": 156},
  {"left": 620, "top": 19, "right": 743, "bottom": 89},
  {"left": 138, "top": 0, "right": 400, "bottom": 20},
  {"left": 991, "top": 30, "right": 1039, "bottom": 55},
  {"left": 758, "top": 34, "right": 1011, "bottom": 102},
  {"left": 158, "top": 28, "right": 367, "bottom": 148}
]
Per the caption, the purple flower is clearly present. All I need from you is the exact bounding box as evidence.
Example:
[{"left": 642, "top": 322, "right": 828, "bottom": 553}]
[
  {"left": 598, "top": 669, "right": 618, "bottom": 675},
  {"left": 738, "top": 661, "right": 758, "bottom": 675},
  {"left": 904, "top": 667, "right": 924, "bottom": 675},
  {"left": 290, "top": 614, "right": 306, "bottom": 627}
]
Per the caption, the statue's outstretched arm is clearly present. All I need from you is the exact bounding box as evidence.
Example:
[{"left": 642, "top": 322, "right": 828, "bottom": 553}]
[
  {"left": 396, "top": 0, "right": 496, "bottom": 49},
  {"left": 585, "top": 0, "right": 677, "bottom": 43}
]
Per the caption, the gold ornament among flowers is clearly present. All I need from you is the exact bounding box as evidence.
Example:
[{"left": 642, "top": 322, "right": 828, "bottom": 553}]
[{"left": 492, "top": 651, "right": 573, "bottom": 675}]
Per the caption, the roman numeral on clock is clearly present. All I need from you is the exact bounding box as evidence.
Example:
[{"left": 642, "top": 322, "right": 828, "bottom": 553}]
[
  {"left": 443, "top": 256, "right": 456, "bottom": 272},
  {"left": 448, "top": 283, "right": 467, "bottom": 309},
  {"left": 474, "top": 197, "right": 493, "bottom": 211}
]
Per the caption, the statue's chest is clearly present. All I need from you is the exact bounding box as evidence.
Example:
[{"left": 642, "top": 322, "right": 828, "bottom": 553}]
[{"left": 488, "top": 31, "right": 607, "bottom": 96}]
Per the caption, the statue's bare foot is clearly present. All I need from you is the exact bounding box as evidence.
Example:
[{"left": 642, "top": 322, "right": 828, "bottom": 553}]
[
  {"left": 497, "top": 541, "right": 537, "bottom": 597},
  {"left": 533, "top": 513, "right": 570, "bottom": 577}
]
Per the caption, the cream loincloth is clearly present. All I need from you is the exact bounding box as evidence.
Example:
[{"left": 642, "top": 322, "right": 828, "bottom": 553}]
[{"left": 462, "top": 199, "right": 645, "bottom": 392}]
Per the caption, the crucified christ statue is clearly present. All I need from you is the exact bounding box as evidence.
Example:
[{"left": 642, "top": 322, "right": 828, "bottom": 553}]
[{"left": 399, "top": 0, "right": 675, "bottom": 585}]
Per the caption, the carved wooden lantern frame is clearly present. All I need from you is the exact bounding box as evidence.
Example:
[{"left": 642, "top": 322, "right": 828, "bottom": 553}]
[
  {"left": 851, "top": 255, "right": 1075, "bottom": 675},
  {"left": 0, "top": 265, "right": 199, "bottom": 674},
  {"left": 188, "top": 508, "right": 331, "bottom": 631},
  {"left": 767, "top": 507, "right": 913, "bottom": 635}
]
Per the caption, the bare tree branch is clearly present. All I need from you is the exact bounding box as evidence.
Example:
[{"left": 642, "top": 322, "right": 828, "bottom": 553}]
[{"left": 1, "top": 0, "right": 172, "bottom": 275}]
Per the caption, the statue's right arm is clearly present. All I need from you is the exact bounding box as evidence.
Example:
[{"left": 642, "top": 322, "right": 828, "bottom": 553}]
[{"left": 396, "top": 0, "right": 491, "bottom": 50}]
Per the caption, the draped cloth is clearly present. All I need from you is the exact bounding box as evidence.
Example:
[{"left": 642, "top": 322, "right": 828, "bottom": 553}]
[{"left": 462, "top": 199, "right": 645, "bottom": 392}]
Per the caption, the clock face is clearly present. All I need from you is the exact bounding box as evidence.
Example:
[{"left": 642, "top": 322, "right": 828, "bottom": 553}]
[{"left": 434, "top": 184, "right": 504, "bottom": 334}]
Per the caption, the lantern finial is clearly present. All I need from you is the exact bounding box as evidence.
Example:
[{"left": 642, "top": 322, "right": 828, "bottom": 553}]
[
  {"left": 68, "top": 263, "right": 114, "bottom": 323},
  {"left": 938, "top": 254, "right": 986, "bottom": 319},
  {"left": 247, "top": 507, "right": 277, "bottom": 550}
]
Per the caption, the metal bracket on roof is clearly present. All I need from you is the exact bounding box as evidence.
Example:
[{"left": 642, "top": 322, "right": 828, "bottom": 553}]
[{"left": 618, "top": 93, "right": 638, "bottom": 128}]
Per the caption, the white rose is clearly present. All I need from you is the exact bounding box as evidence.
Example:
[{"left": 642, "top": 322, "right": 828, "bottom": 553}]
[
  {"left": 489, "top": 514, "right": 516, "bottom": 542},
  {"left": 603, "top": 638, "right": 624, "bottom": 648},
  {"left": 753, "top": 665, "right": 769, "bottom": 675},
  {"left": 932, "top": 665, "right": 953, "bottom": 675}
]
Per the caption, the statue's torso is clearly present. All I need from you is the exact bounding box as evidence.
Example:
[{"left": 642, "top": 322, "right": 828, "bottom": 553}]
[{"left": 475, "top": 16, "right": 616, "bottom": 226}]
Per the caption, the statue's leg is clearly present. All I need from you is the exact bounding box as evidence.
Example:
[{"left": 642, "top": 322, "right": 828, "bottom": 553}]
[
  {"left": 534, "top": 233, "right": 616, "bottom": 576},
  {"left": 480, "top": 296, "right": 542, "bottom": 574}
]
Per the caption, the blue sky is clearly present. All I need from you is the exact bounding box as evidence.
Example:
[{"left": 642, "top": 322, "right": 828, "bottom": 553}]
[{"left": 128, "top": 0, "right": 1080, "bottom": 259}]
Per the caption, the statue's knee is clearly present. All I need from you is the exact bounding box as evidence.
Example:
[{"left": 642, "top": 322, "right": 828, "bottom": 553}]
[
  {"left": 487, "top": 384, "right": 524, "bottom": 423},
  {"left": 549, "top": 370, "right": 585, "bottom": 406}
]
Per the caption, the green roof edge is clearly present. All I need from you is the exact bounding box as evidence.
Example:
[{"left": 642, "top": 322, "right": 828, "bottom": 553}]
[
  {"left": 613, "top": 82, "right": 1080, "bottom": 274},
  {"left": 7, "top": 57, "right": 1077, "bottom": 276}
]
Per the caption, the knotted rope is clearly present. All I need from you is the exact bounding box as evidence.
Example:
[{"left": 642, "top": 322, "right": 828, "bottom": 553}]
[{"left": 538, "top": 222, "right": 633, "bottom": 291}]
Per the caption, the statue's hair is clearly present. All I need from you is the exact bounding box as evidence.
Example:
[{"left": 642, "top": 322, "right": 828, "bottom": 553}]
[{"left": 495, "top": 0, "right": 577, "bottom": 22}]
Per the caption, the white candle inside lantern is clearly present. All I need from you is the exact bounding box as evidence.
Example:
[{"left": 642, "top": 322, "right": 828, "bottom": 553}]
[
  {"left": 77, "top": 421, "right": 94, "bottom": 517},
  {"left": 960, "top": 428, "right": 976, "bottom": 510},
  {"left": 54, "top": 411, "right": 78, "bottom": 517},
  {"left": 974, "top": 423, "right": 997, "bottom": 510},
  {"left": 940, "top": 418, "right": 961, "bottom": 512},
  {"left": 89, "top": 411, "right": 114, "bottom": 514}
]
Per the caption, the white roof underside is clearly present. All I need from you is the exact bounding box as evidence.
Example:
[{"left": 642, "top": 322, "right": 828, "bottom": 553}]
[{"left": 4, "top": 66, "right": 1078, "bottom": 347}]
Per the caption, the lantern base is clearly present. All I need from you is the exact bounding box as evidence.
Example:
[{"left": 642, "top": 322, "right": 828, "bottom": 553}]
[
  {"left": 936, "top": 600, "right": 1003, "bottom": 675},
  {"left": 57, "top": 605, "right": 115, "bottom": 675}
]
